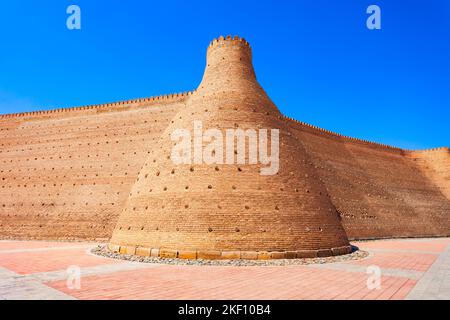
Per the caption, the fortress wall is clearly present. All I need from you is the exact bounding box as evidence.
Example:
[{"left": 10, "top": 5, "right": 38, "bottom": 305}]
[
  {"left": 1, "top": 96, "right": 448, "bottom": 243},
  {"left": 0, "top": 31, "right": 448, "bottom": 248},
  {"left": 0, "top": 97, "right": 185, "bottom": 241},
  {"left": 286, "top": 118, "right": 450, "bottom": 240}
]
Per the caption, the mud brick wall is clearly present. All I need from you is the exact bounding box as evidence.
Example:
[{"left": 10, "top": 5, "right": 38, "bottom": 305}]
[{"left": 0, "top": 96, "right": 187, "bottom": 240}]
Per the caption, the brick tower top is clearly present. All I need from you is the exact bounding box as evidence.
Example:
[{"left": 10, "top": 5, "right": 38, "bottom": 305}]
[
  {"left": 198, "top": 35, "right": 257, "bottom": 94},
  {"left": 208, "top": 35, "right": 251, "bottom": 49}
]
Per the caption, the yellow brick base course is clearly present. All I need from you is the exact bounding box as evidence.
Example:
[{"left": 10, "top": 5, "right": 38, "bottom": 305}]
[{"left": 107, "top": 244, "right": 352, "bottom": 260}]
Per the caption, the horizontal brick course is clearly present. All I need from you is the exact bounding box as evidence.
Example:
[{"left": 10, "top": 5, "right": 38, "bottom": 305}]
[{"left": 108, "top": 244, "right": 352, "bottom": 260}]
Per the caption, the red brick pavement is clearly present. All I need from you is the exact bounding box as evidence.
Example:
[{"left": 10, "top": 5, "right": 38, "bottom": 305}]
[
  {"left": 0, "top": 247, "right": 119, "bottom": 275},
  {"left": 349, "top": 251, "right": 437, "bottom": 272},
  {"left": 355, "top": 239, "right": 450, "bottom": 253},
  {"left": 48, "top": 265, "right": 415, "bottom": 300},
  {"left": 0, "top": 241, "right": 93, "bottom": 251},
  {"left": 1, "top": 238, "right": 448, "bottom": 300}
]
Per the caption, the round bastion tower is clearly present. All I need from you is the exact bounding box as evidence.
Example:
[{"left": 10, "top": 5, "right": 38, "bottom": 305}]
[{"left": 108, "top": 36, "right": 351, "bottom": 260}]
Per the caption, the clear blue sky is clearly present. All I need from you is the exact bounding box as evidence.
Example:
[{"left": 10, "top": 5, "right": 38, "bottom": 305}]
[{"left": 0, "top": 0, "right": 448, "bottom": 149}]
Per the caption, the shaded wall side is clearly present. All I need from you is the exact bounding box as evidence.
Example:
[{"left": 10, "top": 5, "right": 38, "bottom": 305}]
[
  {"left": 409, "top": 148, "right": 450, "bottom": 201},
  {"left": 0, "top": 100, "right": 184, "bottom": 241},
  {"left": 286, "top": 119, "right": 450, "bottom": 239}
]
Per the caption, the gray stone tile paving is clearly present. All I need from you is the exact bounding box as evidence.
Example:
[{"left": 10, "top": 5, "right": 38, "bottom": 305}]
[
  {"left": 0, "top": 267, "right": 75, "bottom": 300},
  {"left": 406, "top": 243, "right": 450, "bottom": 300}
]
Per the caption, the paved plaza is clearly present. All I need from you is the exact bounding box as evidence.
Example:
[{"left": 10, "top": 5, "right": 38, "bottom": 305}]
[{"left": 0, "top": 238, "right": 449, "bottom": 300}]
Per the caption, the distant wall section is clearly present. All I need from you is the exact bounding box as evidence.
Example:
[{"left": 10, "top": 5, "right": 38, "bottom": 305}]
[{"left": 286, "top": 118, "right": 450, "bottom": 240}]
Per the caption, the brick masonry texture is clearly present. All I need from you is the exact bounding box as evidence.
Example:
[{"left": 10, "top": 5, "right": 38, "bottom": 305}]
[{"left": 0, "top": 36, "right": 449, "bottom": 259}]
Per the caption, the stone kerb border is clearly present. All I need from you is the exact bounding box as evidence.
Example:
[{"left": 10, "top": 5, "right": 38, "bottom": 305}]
[{"left": 107, "top": 243, "right": 352, "bottom": 260}]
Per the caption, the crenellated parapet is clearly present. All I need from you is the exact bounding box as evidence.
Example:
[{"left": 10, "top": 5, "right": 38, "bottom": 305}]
[
  {"left": 208, "top": 35, "right": 251, "bottom": 50},
  {"left": 0, "top": 90, "right": 196, "bottom": 121},
  {"left": 409, "top": 146, "right": 449, "bottom": 154},
  {"left": 283, "top": 115, "right": 405, "bottom": 153}
]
